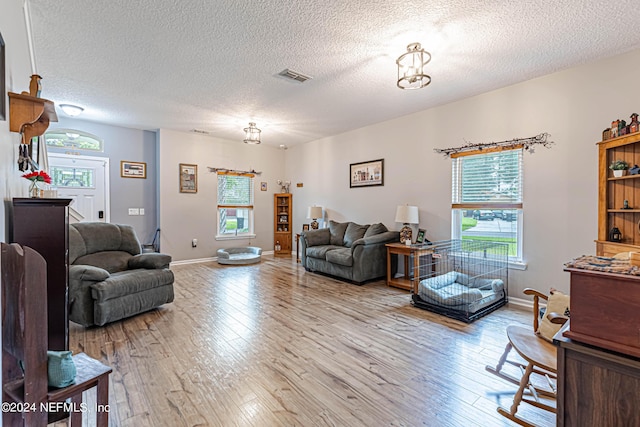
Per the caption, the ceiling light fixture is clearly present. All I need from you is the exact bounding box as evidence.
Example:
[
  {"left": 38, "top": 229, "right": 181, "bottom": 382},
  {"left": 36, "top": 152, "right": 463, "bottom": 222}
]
[
  {"left": 243, "top": 122, "right": 261, "bottom": 144},
  {"left": 59, "top": 104, "right": 85, "bottom": 117},
  {"left": 396, "top": 43, "right": 431, "bottom": 90}
]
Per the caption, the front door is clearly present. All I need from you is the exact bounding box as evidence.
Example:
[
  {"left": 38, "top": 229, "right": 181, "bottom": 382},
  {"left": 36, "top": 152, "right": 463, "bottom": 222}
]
[{"left": 48, "top": 153, "right": 110, "bottom": 222}]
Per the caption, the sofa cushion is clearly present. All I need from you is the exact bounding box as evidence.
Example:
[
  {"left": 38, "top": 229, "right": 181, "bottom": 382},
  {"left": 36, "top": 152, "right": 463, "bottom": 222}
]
[
  {"left": 343, "top": 222, "right": 369, "bottom": 247},
  {"left": 364, "top": 222, "right": 388, "bottom": 237},
  {"left": 75, "top": 251, "right": 133, "bottom": 274},
  {"left": 304, "top": 228, "right": 331, "bottom": 246},
  {"left": 90, "top": 268, "right": 175, "bottom": 301},
  {"left": 325, "top": 248, "right": 353, "bottom": 267},
  {"left": 305, "top": 245, "right": 344, "bottom": 260},
  {"left": 329, "top": 221, "right": 349, "bottom": 245}
]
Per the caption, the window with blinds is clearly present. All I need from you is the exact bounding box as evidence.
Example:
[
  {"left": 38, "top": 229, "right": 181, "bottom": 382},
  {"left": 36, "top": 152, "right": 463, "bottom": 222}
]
[
  {"left": 451, "top": 148, "right": 524, "bottom": 263},
  {"left": 216, "top": 172, "right": 255, "bottom": 238}
]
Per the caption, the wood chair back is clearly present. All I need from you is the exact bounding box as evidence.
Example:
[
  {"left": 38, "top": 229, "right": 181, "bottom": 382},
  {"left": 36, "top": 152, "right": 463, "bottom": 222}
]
[{"left": 2, "top": 243, "right": 50, "bottom": 426}]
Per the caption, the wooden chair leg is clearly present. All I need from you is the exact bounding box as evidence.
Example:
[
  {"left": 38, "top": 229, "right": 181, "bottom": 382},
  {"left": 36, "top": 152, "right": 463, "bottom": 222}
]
[
  {"left": 497, "top": 363, "right": 537, "bottom": 427},
  {"left": 69, "top": 394, "right": 83, "bottom": 426},
  {"left": 96, "top": 376, "right": 110, "bottom": 427}
]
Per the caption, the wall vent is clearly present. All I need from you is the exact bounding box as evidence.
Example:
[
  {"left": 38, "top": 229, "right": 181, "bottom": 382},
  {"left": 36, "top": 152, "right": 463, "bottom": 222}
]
[{"left": 278, "top": 68, "right": 313, "bottom": 83}]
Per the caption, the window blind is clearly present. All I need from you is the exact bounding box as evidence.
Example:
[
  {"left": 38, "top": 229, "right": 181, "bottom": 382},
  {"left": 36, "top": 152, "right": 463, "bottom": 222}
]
[
  {"left": 452, "top": 149, "right": 523, "bottom": 209},
  {"left": 217, "top": 172, "right": 254, "bottom": 208}
]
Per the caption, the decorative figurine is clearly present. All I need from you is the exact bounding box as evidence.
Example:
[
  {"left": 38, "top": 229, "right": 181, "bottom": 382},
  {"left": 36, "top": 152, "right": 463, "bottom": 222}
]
[
  {"left": 619, "top": 119, "right": 627, "bottom": 136},
  {"left": 28, "top": 74, "right": 42, "bottom": 97},
  {"left": 611, "top": 120, "right": 620, "bottom": 138},
  {"left": 624, "top": 200, "right": 630, "bottom": 209},
  {"left": 603, "top": 128, "right": 611, "bottom": 141},
  {"left": 630, "top": 165, "right": 640, "bottom": 175},
  {"left": 630, "top": 113, "right": 639, "bottom": 134}
]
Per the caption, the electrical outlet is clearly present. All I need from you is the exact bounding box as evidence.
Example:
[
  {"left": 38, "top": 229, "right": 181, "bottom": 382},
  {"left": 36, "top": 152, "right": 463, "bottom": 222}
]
[
  {"left": 139, "top": 208, "right": 145, "bottom": 215},
  {"left": 192, "top": 239, "right": 197, "bottom": 248},
  {"left": 128, "top": 208, "right": 139, "bottom": 215}
]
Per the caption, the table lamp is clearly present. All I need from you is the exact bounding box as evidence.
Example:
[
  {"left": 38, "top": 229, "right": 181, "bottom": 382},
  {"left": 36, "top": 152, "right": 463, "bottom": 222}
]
[
  {"left": 395, "top": 205, "right": 419, "bottom": 244},
  {"left": 308, "top": 206, "right": 323, "bottom": 229}
]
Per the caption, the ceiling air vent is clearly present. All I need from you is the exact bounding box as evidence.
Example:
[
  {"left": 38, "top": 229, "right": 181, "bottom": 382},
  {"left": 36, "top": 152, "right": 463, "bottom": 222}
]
[{"left": 278, "top": 68, "right": 313, "bottom": 83}]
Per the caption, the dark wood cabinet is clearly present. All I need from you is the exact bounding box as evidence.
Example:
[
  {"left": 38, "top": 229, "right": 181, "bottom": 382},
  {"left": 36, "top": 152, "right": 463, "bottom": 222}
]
[
  {"left": 11, "top": 198, "right": 72, "bottom": 351},
  {"left": 556, "top": 332, "right": 640, "bottom": 427}
]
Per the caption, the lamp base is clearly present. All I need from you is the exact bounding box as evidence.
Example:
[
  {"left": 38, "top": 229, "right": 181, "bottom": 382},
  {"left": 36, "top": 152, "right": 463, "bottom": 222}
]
[
  {"left": 310, "top": 220, "right": 319, "bottom": 229},
  {"left": 400, "top": 225, "right": 412, "bottom": 244}
]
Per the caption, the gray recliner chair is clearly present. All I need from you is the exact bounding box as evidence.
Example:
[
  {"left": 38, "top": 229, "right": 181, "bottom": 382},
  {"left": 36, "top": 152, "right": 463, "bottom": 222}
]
[{"left": 68, "top": 222, "right": 174, "bottom": 326}]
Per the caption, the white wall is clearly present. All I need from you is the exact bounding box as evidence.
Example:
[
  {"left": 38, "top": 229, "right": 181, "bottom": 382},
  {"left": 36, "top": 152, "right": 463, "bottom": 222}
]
[
  {"left": 158, "top": 129, "right": 285, "bottom": 261},
  {"left": 1, "top": 0, "right": 37, "bottom": 242},
  {"left": 286, "top": 48, "right": 640, "bottom": 297}
]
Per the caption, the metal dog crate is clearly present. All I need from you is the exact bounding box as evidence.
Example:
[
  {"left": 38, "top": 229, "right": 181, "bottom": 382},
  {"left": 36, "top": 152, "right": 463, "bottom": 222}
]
[{"left": 411, "top": 239, "right": 509, "bottom": 322}]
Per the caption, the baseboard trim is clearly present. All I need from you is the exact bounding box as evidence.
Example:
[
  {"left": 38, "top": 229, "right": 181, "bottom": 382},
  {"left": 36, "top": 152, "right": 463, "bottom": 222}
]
[
  {"left": 170, "top": 257, "right": 216, "bottom": 266},
  {"left": 508, "top": 296, "right": 534, "bottom": 310}
]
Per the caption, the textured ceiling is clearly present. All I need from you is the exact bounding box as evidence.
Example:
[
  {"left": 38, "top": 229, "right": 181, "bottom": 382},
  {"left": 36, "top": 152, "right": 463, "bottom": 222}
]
[{"left": 26, "top": 0, "right": 640, "bottom": 147}]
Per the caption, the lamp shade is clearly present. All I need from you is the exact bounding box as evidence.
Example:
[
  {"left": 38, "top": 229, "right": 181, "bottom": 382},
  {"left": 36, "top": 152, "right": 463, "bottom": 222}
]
[
  {"left": 308, "top": 206, "right": 323, "bottom": 219},
  {"left": 395, "top": 205, "right": 419, "bottom": 224}
]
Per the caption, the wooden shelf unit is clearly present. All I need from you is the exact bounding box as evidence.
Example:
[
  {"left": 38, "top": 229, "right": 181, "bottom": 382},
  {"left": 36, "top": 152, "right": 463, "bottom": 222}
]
[
  {"left": 274, "top": 193, "right": 292, "bottom": 256},
  {"left": 597, "top": 132, "right": 640, "bottom": 256},
  {"left": 8, "top": 91, "right": 58, "bottom": 143}
]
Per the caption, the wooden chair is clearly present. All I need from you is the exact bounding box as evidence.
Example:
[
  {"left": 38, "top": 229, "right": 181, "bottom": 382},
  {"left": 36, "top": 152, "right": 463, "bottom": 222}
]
[
  {"left": 1, "top": 243, "right": 112, "bottom": 427},
  {"left": 485, "top": 288, "right": 568, "bottom": 427}
]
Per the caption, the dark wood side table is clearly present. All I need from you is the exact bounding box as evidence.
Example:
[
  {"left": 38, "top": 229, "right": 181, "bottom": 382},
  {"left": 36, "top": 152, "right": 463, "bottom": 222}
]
[{"left": 385, "top": 242, "right": 434, "bottom": 292}]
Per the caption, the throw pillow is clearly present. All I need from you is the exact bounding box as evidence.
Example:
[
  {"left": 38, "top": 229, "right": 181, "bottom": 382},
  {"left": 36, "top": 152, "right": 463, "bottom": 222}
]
[
  {"left": 343, "top": 222, "right": 369, "bottom": 247},
  {"left": 364, "top": 222, "right": 388, "bottom": 237},
  {"left": 304, "top": 228, "right": 330, "bottom": 246},
  {"left": 329, "top": 221, "right": 349, "bottom": 246},
  {"left": 536, "top": 291, "right": 570, "bottom": 342},
  {"left": 47, "top": 350, "right": 77, "bottom": 388}
]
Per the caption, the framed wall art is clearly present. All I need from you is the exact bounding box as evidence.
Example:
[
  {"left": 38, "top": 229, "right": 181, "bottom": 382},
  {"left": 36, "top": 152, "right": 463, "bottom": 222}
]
[
  {"left": 260, "top": 182, "right": 267, "bottom": 191},
  {"left": 302, "top": 224, "right": 310, "bottom": 231},
  {"left": 350, "top": 158, "right": 384, "bottom": 188},
  {"left": 121, "top": 160, "right": 147, "bottom": 178},
  {"left": 179, "top": 163, "right": 197, "bottom": 193}
]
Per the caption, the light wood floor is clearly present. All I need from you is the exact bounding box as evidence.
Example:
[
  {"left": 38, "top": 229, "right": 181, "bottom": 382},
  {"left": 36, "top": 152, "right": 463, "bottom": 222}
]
[{"left": 63, "top": 256, "right": 555, "bottom": 427}]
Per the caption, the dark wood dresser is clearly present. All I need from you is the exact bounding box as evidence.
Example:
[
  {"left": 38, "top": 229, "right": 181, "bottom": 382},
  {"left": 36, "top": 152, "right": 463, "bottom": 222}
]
[
  {"left": 11, "top": 198, "right": 72, "bottom": 351},
  {"left": 557, "top": 268, "right": 640, "bottom": 426}
]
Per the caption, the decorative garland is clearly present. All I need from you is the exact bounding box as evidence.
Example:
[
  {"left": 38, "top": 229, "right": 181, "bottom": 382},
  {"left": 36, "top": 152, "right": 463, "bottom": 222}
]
[
  {"left": 207, "top": 167, "right": 262, "bottom": 175},
  {"left": 434, "top": 133, "right": 554, "bottom": 157}
]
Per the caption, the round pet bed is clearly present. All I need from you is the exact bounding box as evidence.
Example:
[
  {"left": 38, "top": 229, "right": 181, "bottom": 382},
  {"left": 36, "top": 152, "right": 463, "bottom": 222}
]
[{"left": 217, "top": 246, "right": 262, "bottom": 265}]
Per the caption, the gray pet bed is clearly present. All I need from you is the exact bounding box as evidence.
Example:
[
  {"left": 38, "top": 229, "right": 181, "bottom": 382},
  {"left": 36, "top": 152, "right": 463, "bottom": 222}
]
[{"left": 217, "top": 247, "right": 262, "bottom": 265}]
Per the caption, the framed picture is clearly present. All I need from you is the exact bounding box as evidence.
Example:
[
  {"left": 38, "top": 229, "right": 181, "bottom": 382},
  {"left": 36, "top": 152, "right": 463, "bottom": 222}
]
[
  {"left": 350, "top": 159, "right": 384, "bottom": 188},
  {"left": 179, "top": 163, "right": 197, "bottom": 193},
  {"left": 121, "top": 160, "right": 147, "bottom": 178},
  {"left": 0, "top": 32, "right": 5, "bottom": 120},
  {"left": 416, "top": 228, "right": 426, "bottom": 244},
  {"left": 302, "top": 224, "right": 310, "bottom": 231},
  {"left": 260, "top": 182, "right": 268, "bottom": 191}
]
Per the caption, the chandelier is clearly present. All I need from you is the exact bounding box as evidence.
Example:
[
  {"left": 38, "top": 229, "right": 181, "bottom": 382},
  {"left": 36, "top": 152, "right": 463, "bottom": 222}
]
[
  {"left": 243, "top": 122, "right": 261, "bottom": 144},
  {"left": 396, "top": 43, "right": 431, "bottom": 90}
]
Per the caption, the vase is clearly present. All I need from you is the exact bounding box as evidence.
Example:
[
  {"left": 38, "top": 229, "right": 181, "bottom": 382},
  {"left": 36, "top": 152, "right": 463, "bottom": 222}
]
[
  {"left": 613, "top": 170, "right": 626, "bottom": 178},
  {"left": 29, "top": 181, "right": 41, "bottom": 198}
]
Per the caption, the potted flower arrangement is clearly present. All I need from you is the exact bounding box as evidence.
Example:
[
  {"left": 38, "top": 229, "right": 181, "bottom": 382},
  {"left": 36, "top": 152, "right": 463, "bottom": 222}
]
[
  {"left": 610, "top": 159, "right": 629, "bottom": 177},
  {"left": 22, "top": 170, "right": 52, "bottom": 198}
]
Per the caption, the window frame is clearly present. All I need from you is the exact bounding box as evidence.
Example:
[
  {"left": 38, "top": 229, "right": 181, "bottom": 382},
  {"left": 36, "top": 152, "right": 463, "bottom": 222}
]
[
  {"left": 215, "top": 172, "right": 256, "bottom": 240},
  {"left": 450, "top": 147, "right": 526, "bottom": 268}
]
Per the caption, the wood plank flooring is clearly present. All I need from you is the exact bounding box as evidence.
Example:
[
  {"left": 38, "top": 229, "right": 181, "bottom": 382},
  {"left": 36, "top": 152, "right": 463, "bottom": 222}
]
[{"left": 59, "top": 256, "right": 555, "bottom": 427}]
